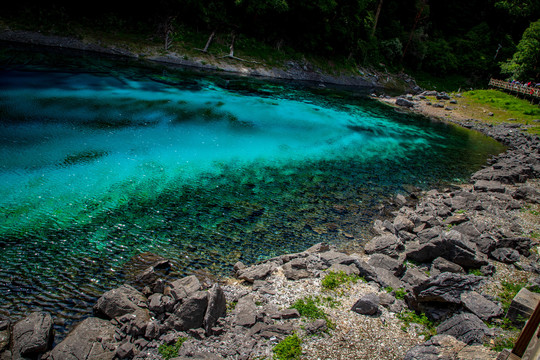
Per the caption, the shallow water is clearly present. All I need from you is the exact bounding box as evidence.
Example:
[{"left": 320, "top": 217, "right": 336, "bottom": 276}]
[{"left": 0, "top": 49, "right": 505, "bottom": 339}]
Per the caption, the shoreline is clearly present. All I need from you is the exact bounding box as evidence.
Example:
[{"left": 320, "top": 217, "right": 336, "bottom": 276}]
[
  {"left": 0, "top": 43, "right": 539, "bottom": 359},
  {"left": 0, "top": 28, "right": 420, "bottom": 93}
]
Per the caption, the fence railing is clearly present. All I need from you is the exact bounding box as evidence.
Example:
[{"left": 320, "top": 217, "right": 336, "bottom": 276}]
[{"left": 489, "top": 78, "right": 540, "bottom": 99}]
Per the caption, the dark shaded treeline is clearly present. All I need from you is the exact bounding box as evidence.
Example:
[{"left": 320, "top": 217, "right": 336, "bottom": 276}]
[{"left": 1, "top": 0, "right": 539, "bottom": 82}]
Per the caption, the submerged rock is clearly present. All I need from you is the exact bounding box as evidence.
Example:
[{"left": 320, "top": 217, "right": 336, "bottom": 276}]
[{"left": 12, "top": 312, "right": 53, "bottom": 359}]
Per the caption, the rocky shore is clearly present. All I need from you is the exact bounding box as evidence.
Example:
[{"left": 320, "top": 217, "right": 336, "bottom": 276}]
[
  {"left": 1, "top": 90, "right": 539, "bottom": 360},
  {"left": 0, "top": 34, "right": 539, "bottom": 359}
]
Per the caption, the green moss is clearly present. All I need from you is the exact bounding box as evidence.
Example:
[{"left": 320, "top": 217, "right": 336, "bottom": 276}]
[
  {"left": 290, "top": 296, "right": 334, "bottom": 329},
  {"left": 498, "top": 280, "right": 528, "bottom": 312},
  {"left": 394, "top": 288, "right": 407, "bottom": 300},
  {"left": 321, "top": 270, "right": 362, "bottom": 290},
  {"left": 273, "top": 334, "right": 302, "bottom": 360},
  {"left": 158, "top": 337, "right": 187, "bottom": 360},
  {"left": 397, "top": 310, "right": 436, "bottom": 339}
]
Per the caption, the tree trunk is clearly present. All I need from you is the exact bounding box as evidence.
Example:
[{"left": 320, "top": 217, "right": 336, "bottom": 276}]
[
  {"left": 201, "top": 31, "right": 216, "bottom": 53},
  {"left": 228, "top": 31, "right": 236, "bottom": 57},
  {"left": 371, "top": 0, "right": 383, "bottom": 37}
]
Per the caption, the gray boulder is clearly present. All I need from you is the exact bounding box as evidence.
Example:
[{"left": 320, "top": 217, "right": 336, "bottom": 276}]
[
  {"left": 473, "top": 180, "right": 506, "bottom": 193},
  {"left": 282, "top": 258, "right": 312, "bottom": 280},
  {"left": 234, "top": 295, "right": 258, "bottom": 327},
  {"left": 168, "top": 291, "right": 209, "bottom": 331},
  {"left": 368, "top": 254, "right": 405, "bottom": 276},
  {"left": 351, "top": 293, "right": 379, "bottom": 315},
  {"left": 460, "top": 291, "right": 503, "bottom": 321},
  {"left": 512, "top": 185, "right": 539, "bottom": 202},
  {"left": 94, "top": 284, "right": 147, "bottom": 319},
  {"left": 373, "top": 267, "right": 404, "bottom": 290},
  {"left": 168, "top": 275, "right": 201, "bottom": 302},
  {"left": 364, "top": 234, "right": 404, "bottom": 258},
  {"left": 491, "top": 248, "right": 520, "bottom": 264},
  {"left": 396, "top": 98, "right": 415, "bottom": 108},
  {"left": 436, "top": 313, "right": 492, "bottom": 345},
  {"left": 394, "top": 215, "right": 415, "bottom": 234},
  {"left": 406, "top": 231, "right": 487, "bottom": 269},
  {"left": 237, "top": 263, "right": 276, "bottom": 283},
  {"left": 304, "top": 319, "right": 327, "bottom": 335},
  {"left": 413, "top": 273, "right": 484, "bottom": 304},
  {"left": 12, "top": 312, "right": 53, "bottom": 359},
  {"left": 203, "top": 284, "right": 226, "bottom": 335},
  {"left": 431, "top": 257, "right": 465, "bottom": 275},
  {"left": 403, "top": 335, "right": 466, "bottom": 360},
  {"left": 46, "top": 317, "right": 118, "bottom": 360},
  {"left": 401, "top": 268, "right": 429, "bottom": 287}
]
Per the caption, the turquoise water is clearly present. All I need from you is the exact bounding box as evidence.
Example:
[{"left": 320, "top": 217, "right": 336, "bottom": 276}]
[{"left": 0, "top": 51, "right": 505, "bottom": 336}]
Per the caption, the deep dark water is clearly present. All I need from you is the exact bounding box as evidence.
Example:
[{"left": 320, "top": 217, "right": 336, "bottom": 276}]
[{"left": 0, "top": 45, "right": 506, "bottom": 340}]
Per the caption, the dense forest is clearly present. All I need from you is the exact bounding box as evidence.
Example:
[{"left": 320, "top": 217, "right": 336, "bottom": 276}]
[{"left": 1, "top": 0, "right": 539, "bottom": 83}]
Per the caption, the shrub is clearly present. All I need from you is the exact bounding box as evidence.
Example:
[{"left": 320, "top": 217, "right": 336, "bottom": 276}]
[
  {"left": 321, "top": 270, "right": 362, "bottom": 290},
  {"left": 158, "top": 337, "right": 187, "bottom": 360},
  {"left": 273, "top": 334, "right": 302, "bottom": 360}
]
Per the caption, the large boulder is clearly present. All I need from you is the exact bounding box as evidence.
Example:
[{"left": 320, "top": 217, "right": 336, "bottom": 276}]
[
  {"left": 234, "top": 295, "right": 258, "bottom": 327},
  {"left": 12, "top": 312, "right": 53, "bottom": 359},
  {"left": 406, "top": 231, "right": 487, "bottom": 269},
  {"left": 167, "top": 291, "right": 209, "bottom": 331},
  {"left": 94, "top": 284, "right": 147, "bottom": 319},
  {"left": 351, "top": 293, "right": 379, "bottom": 316},
  {"left": 368, "top": 254, "right": 405, "bottom": 277},
  {"left": 490, "top": 248, "right": 520, "bottom": 264},
  {"left": 364, "top": 234, "right": 404, "bottom": 258},
  {"left": 46, "top": 317, "right": 118, "bottom": 360},
  {"left": 436, "top": 313, "right": 492, "bottom": 345},
  {"left": 396, "top": 98, "right": 415, "bottom": 108},
  {"left": 236, "top": 263, "right": 277, "bottom": 283},
  {"left": 413, "top": 273, "right": 484, "bottom": 304},
  {"left": 460, "top": 291, "right": 503, "bottom": 321},
  {"left": 167, "top": 275, "right": 202, "bottom": 302},
  {"left": 507, "top": 288, "right": 540, "bottom": 324},
  {"left": 204, "top": 284, "right": 226, "bottom": 335},
  {"left": 403, "top": 335, "right": 465, "bottom": 360}
]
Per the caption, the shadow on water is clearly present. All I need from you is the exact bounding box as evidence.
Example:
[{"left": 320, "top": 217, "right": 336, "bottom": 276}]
[{"left": 0, "top": 43, "right": 506, "bottom": 343}]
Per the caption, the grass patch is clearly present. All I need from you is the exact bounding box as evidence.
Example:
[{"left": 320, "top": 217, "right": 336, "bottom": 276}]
[
  {"left": 460, "top": 90, "right": 540, "bottom": 135},
  {"left": 158, "top": 337, "right": 188, "bottom": 360},
  {"left": 397, "top": 310, "right": 437, "bottom": 339},
  {"left": 321, "top": 270, "right": 363, "bottom": 290},
  {"left": 273, "top": 334, "right": 302, "bottom": 360},
  {"left": 490, "top": 334, "right": 518, "bottom": 352},
  {"left": 498, "top": 280, "right": 528, "bottom": 312},
  {"left": 394, "top": 288, "right": 407, "bottom": 300},
  {"left": 290, "top": 296, "right": 334, "bottom": 329},
  {"left": 468, "top": 268, "right": 483, "bottom": 276}
]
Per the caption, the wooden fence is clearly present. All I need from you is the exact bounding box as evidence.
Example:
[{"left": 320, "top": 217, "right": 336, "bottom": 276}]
[{"left": 489, "top": 78, "right": 540, "bottom": 100}]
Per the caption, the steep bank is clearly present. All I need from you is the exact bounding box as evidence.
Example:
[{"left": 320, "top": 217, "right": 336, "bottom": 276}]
[{"left": 0, "top": 28, "right": 419, "bottom": 93}]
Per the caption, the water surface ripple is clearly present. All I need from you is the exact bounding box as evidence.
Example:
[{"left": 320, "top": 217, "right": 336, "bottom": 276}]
[{"left": 0, "top": 53, "right": 505, "bottom": 339}]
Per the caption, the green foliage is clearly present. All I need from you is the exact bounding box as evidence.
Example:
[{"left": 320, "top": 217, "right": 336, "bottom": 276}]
[
  {"left": 468, "top": 269, "right": 483, "bottom": 276},
  {"left": 273, "top": 334, "right": 302, "bottom": 360},
  {"left": 394, "top": 288, "right": 407, "bottom": 300},
  {"left": 397, "top": 310, "right": 436, "bottom": 339},
  {"left": 321, "top": 271, "right": 362, "bottom": 290},
  {"left": 498, "top": 280, "right": 528, "bottom": 312},
  {"left": 158, "top": 337, "right": 187, "bottom": 360},
  {"left": 290, "top": 296, "right": 333, "bottom": 328},
  {"left": 501, "top": 19, "right": 540, "bottom": 80},
  {"left": 491, "top": 334, "right": 517, "bottom": 352}
]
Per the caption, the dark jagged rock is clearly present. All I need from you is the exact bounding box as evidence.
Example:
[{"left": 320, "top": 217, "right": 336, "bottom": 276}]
[
  {"left": 46, "top": 317, "right": 118, "bottom": 360},
  {"left": 364, "top": 234, "right": 404, "bottom": 258},
  {"left": 460, "top": 291, "right": 503, "bottom": 321},
  {"left": 396, "top": 98, "right": 415, "bottom": 108},
  {"left": 368, "top": 254, "right": 405, "bottom": 277},
  {"left": 436, "top": 313, "right": 492, "bottom": 345},
  {"left": 204, "top": 284, "right": 226, "bottom": 335},
  {"left": 167, "top": 291, "right": 209, "bottom": 331},
  {"left": 430, "top": 257, "right": 465, "bottom": 276},
  {"left": 283, "top": 258, "right": 312, "bottom": 280},
  {"left": 413, "top": 273, "right": 484, "bottom": 304},
  {"left": 403, "top": 335, "right": 465, "bottom": 360},
  {"left": 405, "top": 230, "right": 487, "bottom": 269},
  {"left": 351, "top": 293, "right": 379, "bottom": 315},
  {"left": 234, "top": 295, "right": 258, "bottom": 327},
  {"left": 12, "top": 312, "right": 53, "bottom": 359},
  {"left": 401, "top": 268, "right": 429, "bottom": 287},
  {"left": 491, "top": 247, "right": 520, "bottom": 264},
  {"left": 237, "top": 263, "right": 277, "bottom": 283},
  {"left": 94, "top": 284, "right": 147, "bottom": 320},
  {"left": 304, "top": 319, "right": 327, "bottom": 334},
  {"left": 167, "top": 275, "right": 202, "bottom": 302},
  {"left": 495, "top": 237, "right": 532, "bottom": 256}
]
